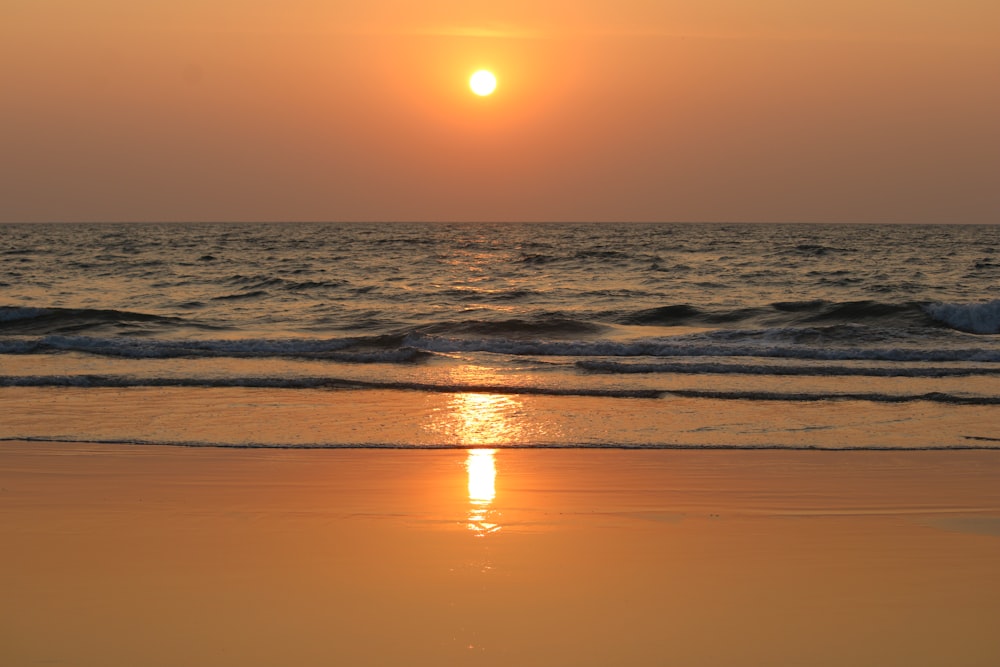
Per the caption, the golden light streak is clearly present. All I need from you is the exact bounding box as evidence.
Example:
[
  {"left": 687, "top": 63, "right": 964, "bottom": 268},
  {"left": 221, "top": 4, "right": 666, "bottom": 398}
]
[{"left": 466, "top": 448, "right": 500, "bottom": 536}]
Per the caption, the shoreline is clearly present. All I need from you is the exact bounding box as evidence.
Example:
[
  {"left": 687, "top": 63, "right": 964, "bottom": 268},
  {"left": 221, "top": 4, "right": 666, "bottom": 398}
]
[{"left": 5, "top": 435, "right": 1000, "bottom": 451}]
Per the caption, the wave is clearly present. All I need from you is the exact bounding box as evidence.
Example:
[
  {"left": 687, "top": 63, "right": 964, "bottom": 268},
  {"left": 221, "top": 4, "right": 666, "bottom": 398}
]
[
  {"left": 667, "top": 389, "right": 999, "bottom": 405},
  {"left": 223, "top": 274, "right": 349, "bottom": 292},
  {"left": 3, "top": 330, "right": 1000, "bottom": 363},
  {"left": 577, "top": 360, "right": 1000, "bottom": 377},
  {"left": 620, "top": 304, "right": 763, "bottom": 326},
  {"left": 0, "top": 334, "right": 425, "bottom": 362},
  {"left": 0, "top": 306, "right": 191, "bottom": 334},
  {"left": 403, "top": 334, "right": 1000, "bottom": 363},
  {"left": 790, "top": 243, "right": 853, "bottom": 256},
  {"left": 4, "top": 298, "right": 997, "bottom": 342},
  {"left": 2, "top": 375, "right": 996, "bottom": 404},
  {"left": 0, "top": 374, "right": 662, "bottom": 398},
  {"left": 618, "top": 299, "right": 1000, "bottom": 333},
  {"left": 414, "top": 317, "right": 604, "bottom": 338},
  {"left": 923, "top": 300, "right": 1000, "bottom": 334},
  {"left": 211, "top": 290, "right": 269, "bottom": 301},
  {"left": 440, "top": 287, "right": 541, "bottom": 302}
]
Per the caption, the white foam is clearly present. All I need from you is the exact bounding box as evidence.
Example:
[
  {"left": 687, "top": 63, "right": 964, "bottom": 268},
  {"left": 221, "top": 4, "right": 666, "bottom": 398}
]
[{"left": 923, "top": 300, "right": 1000, "bottom": 335}]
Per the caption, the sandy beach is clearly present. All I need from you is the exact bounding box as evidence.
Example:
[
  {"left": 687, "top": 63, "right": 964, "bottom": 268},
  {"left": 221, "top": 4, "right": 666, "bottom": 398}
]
[
  {"left": 6, "top": 0, "right": 1000, "bottom": 661},
  {"left": 2, "top": 442, "right": 999, "bottom": 666}
]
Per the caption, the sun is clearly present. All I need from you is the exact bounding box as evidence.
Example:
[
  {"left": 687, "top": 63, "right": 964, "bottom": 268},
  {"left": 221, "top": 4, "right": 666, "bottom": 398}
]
[{"left": 469, "top": 70, "right": 497, "bottom": 96}]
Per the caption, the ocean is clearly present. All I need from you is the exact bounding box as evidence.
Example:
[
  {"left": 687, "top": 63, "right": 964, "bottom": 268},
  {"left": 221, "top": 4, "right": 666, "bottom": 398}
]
[{"left": 1, "top": 222, "right": 998, "bottom": 449}]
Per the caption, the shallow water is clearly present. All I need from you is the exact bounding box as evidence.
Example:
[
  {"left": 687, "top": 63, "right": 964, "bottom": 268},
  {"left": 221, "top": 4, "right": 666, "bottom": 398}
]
[{"left": 2, "top": 222, "right": 998, "bottom": 448}]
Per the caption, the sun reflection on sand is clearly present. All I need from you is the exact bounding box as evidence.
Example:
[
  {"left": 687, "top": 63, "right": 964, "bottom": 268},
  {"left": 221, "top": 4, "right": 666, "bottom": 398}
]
[{"left": 466, "top": 449, "right": 500, "bottom": 536}]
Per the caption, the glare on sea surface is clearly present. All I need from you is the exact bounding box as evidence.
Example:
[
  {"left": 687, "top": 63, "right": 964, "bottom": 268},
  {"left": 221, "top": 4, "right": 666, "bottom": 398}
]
[{"left": 451, "top": 393, "right": 523, "bottom": 445}]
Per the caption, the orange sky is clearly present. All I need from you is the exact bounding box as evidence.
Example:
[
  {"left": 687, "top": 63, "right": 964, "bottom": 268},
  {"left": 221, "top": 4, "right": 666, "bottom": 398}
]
[{"left": 2, "top": 1, "right": 998, "bottom": 222}]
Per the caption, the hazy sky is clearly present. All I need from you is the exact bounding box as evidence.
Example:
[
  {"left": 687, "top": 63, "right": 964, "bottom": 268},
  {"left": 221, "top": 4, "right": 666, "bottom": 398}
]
[{"left": 2, "top": 1, "right": 998, "bottom": 223}]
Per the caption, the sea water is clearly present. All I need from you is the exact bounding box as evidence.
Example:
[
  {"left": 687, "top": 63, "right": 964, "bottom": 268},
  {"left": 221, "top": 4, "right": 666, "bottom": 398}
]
[{"left": 1, "top": 222, "right": 998, "bottom": 449}]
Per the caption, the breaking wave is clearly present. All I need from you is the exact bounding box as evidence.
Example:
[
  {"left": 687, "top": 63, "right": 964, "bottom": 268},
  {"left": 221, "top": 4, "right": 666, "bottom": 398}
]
[
  {"left": 619, "top": 299, "right": 1000, "bottom": 334},
  {"left": 2, "top": 374, "right": 996, "bottom": 404},
  {"left": 576, "top": 360, "right": 1000, "bottom": 377},
  {"left": 403, "top": 334, "right": 1000, "bottom": 363},
  {"left": 0, "top": 374, "right": 661, "bottom": 398},
  {"left": 4, "top": 298, "right": 999, "bottom": 340},
  {"left": 2, "top": 330, "right": 1000, "bottom": 363},
  {"left": 923, "top": 299, "right": 1000, "bottom": 334}
]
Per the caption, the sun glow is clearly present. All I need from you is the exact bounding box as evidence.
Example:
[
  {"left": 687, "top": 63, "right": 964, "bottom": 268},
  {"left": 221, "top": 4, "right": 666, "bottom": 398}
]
[{"left": 469, "top": 70, "right": 497, "bottom": 96}]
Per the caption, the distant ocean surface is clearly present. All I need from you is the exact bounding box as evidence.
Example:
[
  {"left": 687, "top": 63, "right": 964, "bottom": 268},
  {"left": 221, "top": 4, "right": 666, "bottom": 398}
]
[{"left": 2, "top": 222, "right": 998, "bottom": 449}]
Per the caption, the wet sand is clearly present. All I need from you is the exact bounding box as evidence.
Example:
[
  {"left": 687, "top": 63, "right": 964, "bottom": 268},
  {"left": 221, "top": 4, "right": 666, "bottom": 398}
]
[{"left": 2, "top": 442, "right": 999, "bottom": 666}]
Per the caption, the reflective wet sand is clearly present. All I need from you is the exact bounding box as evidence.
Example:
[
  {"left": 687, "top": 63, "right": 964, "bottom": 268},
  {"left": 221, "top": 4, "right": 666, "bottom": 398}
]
[
  {"left": 2, "top": 443, "right": 999, "bottom": 666},
  {"left": 3, "top": 386, "right": 997, "bottom": 449}
]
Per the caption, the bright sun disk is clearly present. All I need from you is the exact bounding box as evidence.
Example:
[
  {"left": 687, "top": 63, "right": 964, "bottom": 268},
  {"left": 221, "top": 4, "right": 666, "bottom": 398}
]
[{"left": 470, "top": 70, "right": 497, "bottom": 96}]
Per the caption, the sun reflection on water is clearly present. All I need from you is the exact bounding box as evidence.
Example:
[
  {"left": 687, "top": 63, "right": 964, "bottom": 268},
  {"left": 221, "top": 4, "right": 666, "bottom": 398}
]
[
  {"left": 422, "top": 366, "right": 531, "bottom": 535},
  {"left": 450, "top": 392, "right": 524, "bottom": 445},
  {"left": 444, "top": 390, "right": 512, "bottom": 535}
]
